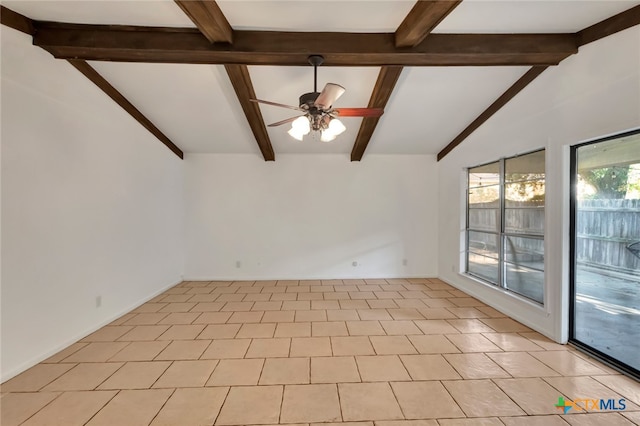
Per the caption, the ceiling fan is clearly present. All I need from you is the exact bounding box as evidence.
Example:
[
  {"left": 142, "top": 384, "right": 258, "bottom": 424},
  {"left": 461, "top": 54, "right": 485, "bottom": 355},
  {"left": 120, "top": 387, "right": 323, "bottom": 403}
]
[{"left": 250, "top": 55, "right": 384, "bottom": 142}]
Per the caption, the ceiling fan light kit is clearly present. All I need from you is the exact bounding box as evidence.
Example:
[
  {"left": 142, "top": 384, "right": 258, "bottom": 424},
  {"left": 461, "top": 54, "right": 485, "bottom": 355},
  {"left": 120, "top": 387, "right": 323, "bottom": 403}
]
[
  {"left": 250, "top": 55, "right": 383, "bottom": 143},
  {"left": 288, "top": 116, "right": 311, "bottom": 141},
  {"left": 322, "top": 117, "right": 347, "bottom": 142}
]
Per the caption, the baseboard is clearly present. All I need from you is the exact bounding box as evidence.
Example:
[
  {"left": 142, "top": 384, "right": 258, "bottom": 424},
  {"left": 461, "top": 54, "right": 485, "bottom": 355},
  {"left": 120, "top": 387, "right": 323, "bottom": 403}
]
[
  {"left": 1, "top": 277, "right": 182, "bottom": 383},
  {"left": 183, "top": 274, "right": 436, "bottom": 281},
  {"left": 437, "top": 274, "right": 558, "bottom": 342}
]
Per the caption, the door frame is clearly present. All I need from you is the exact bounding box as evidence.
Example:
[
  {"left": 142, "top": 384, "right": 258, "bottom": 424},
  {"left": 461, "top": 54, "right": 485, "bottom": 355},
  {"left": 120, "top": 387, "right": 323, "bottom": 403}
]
[{"left": 569, "top": 129, "right": 640, "bottom": 379}]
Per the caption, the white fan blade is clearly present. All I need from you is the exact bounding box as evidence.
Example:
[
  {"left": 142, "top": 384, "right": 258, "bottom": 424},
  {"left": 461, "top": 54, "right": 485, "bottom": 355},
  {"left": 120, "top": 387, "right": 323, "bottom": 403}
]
[{"left": 315, "top": 83, "right": 345, "bottom": 110}]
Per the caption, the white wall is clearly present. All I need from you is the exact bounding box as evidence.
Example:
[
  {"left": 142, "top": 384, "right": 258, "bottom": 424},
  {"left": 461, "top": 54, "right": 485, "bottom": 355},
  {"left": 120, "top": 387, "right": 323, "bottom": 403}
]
[
  {"left": 185, "top": 154, "right": 437, "bottom": 280},
  {"left": 437, "top": 27, "right": 640, "bottom": 342},
  {"left": 1, "top": 28, "right": 184, "bottom": 381}
]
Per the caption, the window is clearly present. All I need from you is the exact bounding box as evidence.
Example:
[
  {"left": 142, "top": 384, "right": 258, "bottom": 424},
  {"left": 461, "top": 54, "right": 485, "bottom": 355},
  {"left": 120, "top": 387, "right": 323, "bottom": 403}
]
[{"left": 466, "top": 150, "right": 545, "bottom": 304}]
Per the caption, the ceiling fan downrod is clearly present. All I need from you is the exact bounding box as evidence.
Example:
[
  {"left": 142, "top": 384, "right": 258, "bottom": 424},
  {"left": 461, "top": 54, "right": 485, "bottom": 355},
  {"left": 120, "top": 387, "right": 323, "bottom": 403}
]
[
  {"left": 299, "top": 55, "right": 325, "bottom": 110},
  {"left": 308, "top": 55, "right": 324, "bottom": 93}
]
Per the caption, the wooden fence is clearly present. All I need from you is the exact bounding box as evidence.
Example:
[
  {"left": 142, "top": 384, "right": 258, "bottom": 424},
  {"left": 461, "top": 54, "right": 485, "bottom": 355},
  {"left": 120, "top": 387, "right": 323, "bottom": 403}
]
[
  {"left": 469, "top": 199, "right": 640, "bottom": 274},
  {"left": 576, "top": 199, "right": 640, "bottom": 273}
]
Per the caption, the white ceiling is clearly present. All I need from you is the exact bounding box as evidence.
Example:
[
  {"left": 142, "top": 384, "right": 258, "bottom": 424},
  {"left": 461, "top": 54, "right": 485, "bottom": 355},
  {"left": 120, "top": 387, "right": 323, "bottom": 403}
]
[
  {"left": 434, "top": 0, "right": 639, "bottom": 33},
  {"left": 217, "top": 1, "right": 415, "bottom": 32},
  {"left": 367, "top": 66, "right": 529, "bottom": 154},
  {"left": 1, "top": 0, "right": 194, "bottom": 27},
  {"left": 90, "top": 62, "right": 260, "bottom": 154},
  {"left": 2, "top": 0, "right": 639, "bottom": 158}
]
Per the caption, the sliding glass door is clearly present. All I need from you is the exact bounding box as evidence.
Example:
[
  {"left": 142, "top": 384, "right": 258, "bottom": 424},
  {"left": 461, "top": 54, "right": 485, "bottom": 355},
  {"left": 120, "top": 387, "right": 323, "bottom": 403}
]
[{"left": 571, "top": 130, "right": 640, "bottom": 377}]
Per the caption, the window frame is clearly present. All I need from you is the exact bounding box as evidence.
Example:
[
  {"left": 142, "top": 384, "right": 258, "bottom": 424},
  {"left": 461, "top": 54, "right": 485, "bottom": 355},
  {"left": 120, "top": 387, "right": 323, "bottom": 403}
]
[{"left": 465, "top": 149, "right": 545, "bottom": 304}]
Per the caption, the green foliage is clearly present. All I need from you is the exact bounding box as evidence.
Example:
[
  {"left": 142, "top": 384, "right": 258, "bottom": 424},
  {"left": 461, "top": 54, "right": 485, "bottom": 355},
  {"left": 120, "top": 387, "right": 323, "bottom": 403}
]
[
  {"left": 505, "top": 175, "right": 545, "bottom": 204},
  {"left": 506, "top": 173, "right": 545, "bottom": 182},
  {"left": 580, "top": 166, "right": 629, "bottom": 199}
]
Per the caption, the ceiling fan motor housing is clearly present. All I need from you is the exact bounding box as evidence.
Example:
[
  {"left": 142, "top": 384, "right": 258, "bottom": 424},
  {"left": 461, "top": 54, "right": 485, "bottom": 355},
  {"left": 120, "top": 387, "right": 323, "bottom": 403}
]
[{"left": 299, "top": 92, "right": 320, "bottom": 109}]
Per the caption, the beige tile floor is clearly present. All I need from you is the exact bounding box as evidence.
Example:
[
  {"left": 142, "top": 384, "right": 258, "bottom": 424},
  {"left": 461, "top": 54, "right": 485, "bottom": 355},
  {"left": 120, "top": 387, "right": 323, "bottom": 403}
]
[{"left": 2, "top": 278, "right": 640, "bottom": 426}]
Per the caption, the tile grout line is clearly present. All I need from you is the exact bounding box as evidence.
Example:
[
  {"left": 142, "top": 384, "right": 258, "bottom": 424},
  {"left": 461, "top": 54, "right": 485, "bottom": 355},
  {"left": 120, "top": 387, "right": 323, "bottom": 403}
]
[
  {"left": 490, "top": 376, "right": 545, "bottom": 417},
  {"left": 255, "top": 358, "right": 267, "bottom": 386},
  {"left": 591, "top": 375, "right": 639, "bottom": 404},
  {"left": 145, "top": 387, "right": 177, "bottom": 426},
  {"left": 438, "top": 378, "right": 469, "bottom": 419},
  {"left": 80, "top": 387, "right": 121, "bottom": 426},
  {"left": 395, "top": 354, "right": 415, "bottom": 381},
  {"left": 352, "top": 355, "right": 364, "bottom": 383},
  {"left": 439, "top": 350, "right": 466, "bottom": 381},
  {"left": 387, "top": 380, "right": 408, "bottom": 421},
  {"left": 211, "top": 385, "right": 231, "bottom": 426},
  {"left": 15, "top": 390, "right": 65, "bottom": 425},
  {"left": 333, "top": 382, "right": 345, "bottom": 423},
  {"left": 147, "top": 360, "right": 174, "bottom": 389},
  {"left": 276, "top": 384, "right": 285, "bottom": 424}
]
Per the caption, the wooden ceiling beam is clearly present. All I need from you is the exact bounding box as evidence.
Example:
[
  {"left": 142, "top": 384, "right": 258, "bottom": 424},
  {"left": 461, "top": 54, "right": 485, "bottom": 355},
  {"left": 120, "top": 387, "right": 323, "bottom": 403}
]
[
  {"left": 437, "top": 66, "right": 548, "bottom": 161},
  {"left": 576, "top": 4, "right": 640, "bottom": 46},
  {"left": 174, "top": 0, "right": 233, "bottom": 44},
  {"left": 351, "top": 66, "right": 403, "bottom": 161},
  {"left": 0, "top": 5, "right": 35, "bottom": 35},
  {"left": 68, "top": 60, "right": 184, "bottom": 159},
  {"left": 353, "top": 1, "right": 459, "bottom": 160},
  {"left": 32, "top": 23, "right": 577, "bottom": 67},
  {"left": 350, "top": 2, "right": 455, "bottom": 160},
  {"left": 224, "top": 64, "right": 275, "bottom": 161},
  {"left": 173, "top": 2, "right": 275, "bottom": 161},
  {"left": 395, "top": 0, "right": 462, "bottom": 47}
]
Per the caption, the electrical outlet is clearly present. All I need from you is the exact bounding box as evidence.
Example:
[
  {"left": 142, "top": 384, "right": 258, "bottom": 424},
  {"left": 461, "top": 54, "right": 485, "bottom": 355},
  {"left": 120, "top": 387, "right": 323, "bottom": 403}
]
[
  {"left": 352, "top": 261, "right": 358, "bottom": 267},
  {"left": 402, "top": 259, "right": 408, "bottom": 266},
  {"left": 235, "top": 260, "right": 241, "bottom": 268},
  {"left": 95, "top": 296, "right": 102, "bottom": 308}
]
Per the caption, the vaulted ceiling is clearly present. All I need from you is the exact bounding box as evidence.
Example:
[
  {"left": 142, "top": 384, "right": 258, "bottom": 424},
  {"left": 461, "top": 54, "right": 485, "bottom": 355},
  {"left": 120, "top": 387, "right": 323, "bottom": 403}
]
[{"left": 2, "top": 1, "right": 639, "bottom": 161}]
